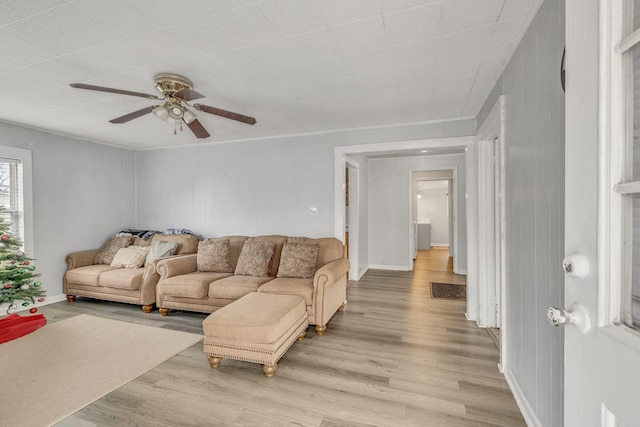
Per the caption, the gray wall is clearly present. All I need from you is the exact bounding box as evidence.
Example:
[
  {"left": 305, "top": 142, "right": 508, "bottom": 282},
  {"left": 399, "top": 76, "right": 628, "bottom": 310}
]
[
  {"left": 135, "top": 120, "right": 475, "bottom": 256},
  {"left": 0, "top": 123, "right": 136, "bottom": 302},
  {"left": 368, "top": 154, "right": 466, "bottom": 270},
  {"left": 478, "top": 0, "right": 565, "bottom": 425}
]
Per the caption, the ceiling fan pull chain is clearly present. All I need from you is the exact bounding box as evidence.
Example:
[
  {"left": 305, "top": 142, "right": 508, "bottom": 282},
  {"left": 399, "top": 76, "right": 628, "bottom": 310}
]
[{"left": 173, "top": 120, "right": 177, "bottom": 135}]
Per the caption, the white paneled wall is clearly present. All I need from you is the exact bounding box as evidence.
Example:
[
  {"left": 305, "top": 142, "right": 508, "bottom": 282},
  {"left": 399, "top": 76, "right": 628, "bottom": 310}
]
[{"left": 477, "top": 0, "right": 565, "bottom": 425}]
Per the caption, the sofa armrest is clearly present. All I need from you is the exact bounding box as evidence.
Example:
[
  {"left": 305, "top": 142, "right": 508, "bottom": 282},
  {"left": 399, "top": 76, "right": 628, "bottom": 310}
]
[
  {"left": 313, "top": 258, "right": 350, "bottom": 290},
  {"left": 65, "top": 249, "right": 99, "bottom": 270},
  {"left": 156, "top": 254, "right": 197, "bottom": 280}
]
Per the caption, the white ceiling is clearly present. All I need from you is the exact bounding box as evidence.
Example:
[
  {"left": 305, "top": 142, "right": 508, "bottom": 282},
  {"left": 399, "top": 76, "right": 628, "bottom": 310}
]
[{"left": 0, "top": 0, "right": 541, "bottom": 150}]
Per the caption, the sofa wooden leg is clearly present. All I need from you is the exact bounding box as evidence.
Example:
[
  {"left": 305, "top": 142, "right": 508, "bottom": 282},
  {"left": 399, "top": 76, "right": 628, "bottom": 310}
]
[
  {"left": 262, "top": 363, "right": 277, "bottom": 378},
  {"left": 66, "top": 295, "right": 76, "bottom": 302},
  {"left": 297, "top": 330, "right": 307, "bottom": 341},
  {"left": 338, "top": 303, "right": 345, "bottom": 312},
  {"left": 141, "top": 304, "right": 153, "bottom": 314},
  {"left": 315, "top": 325, "right": 327, "bottom": 335},
  {"left": 208, "top": 356, "right": 222, "bottom": 369},
  {"left": 159, "top": 308, "right": 169, "bottom": 316}
]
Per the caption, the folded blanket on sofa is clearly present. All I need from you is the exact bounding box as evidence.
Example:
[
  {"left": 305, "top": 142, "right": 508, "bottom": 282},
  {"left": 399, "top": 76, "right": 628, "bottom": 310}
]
[
  {"left": 116, "top": 229, "right": 160, "bottom": 240},
  {"left": 163, "top": 228, "right": 202, "bottom": 240}
]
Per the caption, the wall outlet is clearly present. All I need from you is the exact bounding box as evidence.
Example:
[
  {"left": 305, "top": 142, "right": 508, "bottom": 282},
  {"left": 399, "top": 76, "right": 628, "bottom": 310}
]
[{"left": 310, "top": 206, "right": 319, "bottom": 215}]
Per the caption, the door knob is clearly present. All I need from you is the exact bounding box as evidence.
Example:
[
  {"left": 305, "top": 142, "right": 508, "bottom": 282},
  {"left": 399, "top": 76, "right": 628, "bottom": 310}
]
[
  {"left": 547, "top": 307, "right": 574, "bottom": 326},
  {"left": 547, "top": 304, "right": 591, "bottom": 334},
  {"left": 562, "top": 253, "right": 590, "bottom": 279}
]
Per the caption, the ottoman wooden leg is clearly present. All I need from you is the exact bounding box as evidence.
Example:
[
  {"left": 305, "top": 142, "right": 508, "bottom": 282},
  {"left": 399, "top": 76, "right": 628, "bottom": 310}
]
[
  {"left": 66, "top": 295, "right": 76, "bottom": 302},
  {"left": 338, "top": 303, "right": 345, "bottom": 312},
  {"left": 262, "top": 363, "right": 277, "bottom": 378},
  {"left": 208, "top": 356, "right": 222, "bottom": 369},
  {"left": 141, "top": 304, "right": 153, "bottom": 314},
  {"left": 159, "top": 308, "right": 169, "bottom": 316},
  {"left": 315, "top": 325, "right": 327, "bottom": 335},
  {"left": 297, "top": 330, "right": 307, "bottom": 341}
]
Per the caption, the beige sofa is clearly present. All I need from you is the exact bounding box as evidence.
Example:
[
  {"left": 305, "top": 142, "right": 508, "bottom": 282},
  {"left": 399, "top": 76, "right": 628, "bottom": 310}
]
[
  {"left": 156, "top": 235, "right": 349, "bottom": 335},
  {"left": 64, "top": 233, "right": 198, "bottom": 313}
]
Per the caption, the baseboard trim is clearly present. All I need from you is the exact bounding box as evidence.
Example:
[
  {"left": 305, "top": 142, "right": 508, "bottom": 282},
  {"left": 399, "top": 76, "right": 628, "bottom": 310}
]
[
  {"left": 356, "top": 266, "right": 369, "bottom": 280},
  {"left": 368, "top": 264, "right": 411, "bottom": 271},
  {"left": 504, "top": 367, "right": 542, "bottom": 427},
  {"left": 0, "top": 293, "right": 67, "bottom": 315}
]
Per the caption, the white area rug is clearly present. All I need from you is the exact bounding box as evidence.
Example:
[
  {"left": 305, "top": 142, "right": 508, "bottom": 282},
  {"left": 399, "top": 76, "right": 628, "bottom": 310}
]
[{"left": 0, "top": 314, "right": 203, "bottom": 427}]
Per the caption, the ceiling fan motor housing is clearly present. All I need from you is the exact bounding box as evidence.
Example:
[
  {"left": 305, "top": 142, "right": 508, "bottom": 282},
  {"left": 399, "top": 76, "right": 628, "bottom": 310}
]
[{"left": 153, "top": 73, "right": 193, "bottom": 96}]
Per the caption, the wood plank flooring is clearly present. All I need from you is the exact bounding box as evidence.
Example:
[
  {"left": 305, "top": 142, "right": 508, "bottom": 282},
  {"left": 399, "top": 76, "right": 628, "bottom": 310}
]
[{"left": 43, "top": 249, "right": 525, "bottom": 426}]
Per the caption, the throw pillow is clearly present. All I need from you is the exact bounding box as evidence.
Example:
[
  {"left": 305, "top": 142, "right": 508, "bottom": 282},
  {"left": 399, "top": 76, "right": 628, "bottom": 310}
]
[
  {"left": 277, "top": 243, "right": 319, "bottom": 279},
  {"left": 145, "top": 240, "right": 179, "bottom": 264},
  {"left": 110, "top": 246, "right": 150, "bottom": 268},
  {"left": 197, "top": 238, "right": 233, "bottom": 272},
  {"left": 234, "top": 240, "right": 276, "bottom": 277},
  {"left": 93, "top": 236, "right": 133, "bottom": 265}
]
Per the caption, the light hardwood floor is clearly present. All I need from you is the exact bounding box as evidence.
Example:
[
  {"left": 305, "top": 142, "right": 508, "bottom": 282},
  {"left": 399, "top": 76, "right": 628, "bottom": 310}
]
[{"left": 45, "top": 248, "right": 525, "bottom": 426}]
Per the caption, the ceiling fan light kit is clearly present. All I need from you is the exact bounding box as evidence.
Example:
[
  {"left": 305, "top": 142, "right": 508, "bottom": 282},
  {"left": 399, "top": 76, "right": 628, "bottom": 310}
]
[{"left": 69, "top": 73, "right": 256, "bottom": 140}]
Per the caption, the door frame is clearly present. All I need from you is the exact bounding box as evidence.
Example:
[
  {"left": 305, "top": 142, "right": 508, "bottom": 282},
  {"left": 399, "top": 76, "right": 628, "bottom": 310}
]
[
  {"left": 475, "top": 96, "right": 507, "bottom": 365},
  {"left": 345, "top": 157, "right": 360, "bottom": 280}
]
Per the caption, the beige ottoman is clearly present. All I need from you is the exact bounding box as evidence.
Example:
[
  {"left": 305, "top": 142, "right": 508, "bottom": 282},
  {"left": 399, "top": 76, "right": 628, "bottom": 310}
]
[{"left": 202, "top": 292, "right": 308, "bottom": 377}]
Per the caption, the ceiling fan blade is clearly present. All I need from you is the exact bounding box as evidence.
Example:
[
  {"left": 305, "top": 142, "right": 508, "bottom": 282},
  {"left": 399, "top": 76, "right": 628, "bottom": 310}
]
[
  {"left": 109, "top": 106, "right": 156, "bottom": 124},
  {"left": 70, "top": 83, "right": 159, "bottom": 100},
  {"left": 193, "top": 103, "right": 256, "bottom": 125},
  {"left": 173, "top": 88, "right": 205, "bottom": 101},
  {"left": 186, "top": 119, "right": 211, "bottom": 139}
]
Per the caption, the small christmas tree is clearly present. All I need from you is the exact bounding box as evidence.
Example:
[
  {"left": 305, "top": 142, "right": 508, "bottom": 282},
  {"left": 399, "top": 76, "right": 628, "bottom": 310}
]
[{"left": 0, "top": 208, "right": 44, "bottom": 314}]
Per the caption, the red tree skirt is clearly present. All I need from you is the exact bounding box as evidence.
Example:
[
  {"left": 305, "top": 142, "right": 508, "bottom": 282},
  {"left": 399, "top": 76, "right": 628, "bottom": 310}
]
[{"left": 0, "top": 313, "right": 47, "bottom": 344}]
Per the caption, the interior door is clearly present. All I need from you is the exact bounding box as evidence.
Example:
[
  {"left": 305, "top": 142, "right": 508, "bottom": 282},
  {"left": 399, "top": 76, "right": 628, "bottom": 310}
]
[{"left": 560, "top": 1, "right": 640, "bottom": 425}]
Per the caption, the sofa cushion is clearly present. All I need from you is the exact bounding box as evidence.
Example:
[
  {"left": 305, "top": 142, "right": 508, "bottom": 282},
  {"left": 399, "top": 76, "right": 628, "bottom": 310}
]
[
  {"left": 234, "top": 240, "right": 276, "bottom": 277},
  {"left": 208, "top": 275, "right": 274, "bottom": 299},
  {"left": 250, "top": 235, "right": 287, "bottom": 276},
  {"left": 287, "top": 237, "right": 344, "bottom": 268},
  {"left": 99, "top": 267, "right": 145, "bottom": 290},
  {"left": 159, "top": 272, "right": 233, "bottom": 298},
  {"left": 197, "top": 238, "right": 233, "bottom": 273},
  {"left": 150, "top": 233, "right": 198, "bottom": 255},
  {"left": 110, "top": 246, "right": 150, "bottom": 268},
  {"left": 146, "top": 240, "right": 179, "bottom": 264},
  {"left": 277, "top": 243, "right": 319, "bottom": 279},
  {"left": 258, "top": 277, "right": 314, "bottom": 305},
  {"left": 93, "top": 236, "right": 133, "bottom": 265},
  {"left": 66, "top": 265, "right": 119, "bottom": 286}
]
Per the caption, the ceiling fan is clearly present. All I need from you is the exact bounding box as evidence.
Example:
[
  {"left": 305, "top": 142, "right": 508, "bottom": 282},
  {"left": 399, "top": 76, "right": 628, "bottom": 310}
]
[{"left": 69, "top": 73, "right": 256, "bottom": 139}]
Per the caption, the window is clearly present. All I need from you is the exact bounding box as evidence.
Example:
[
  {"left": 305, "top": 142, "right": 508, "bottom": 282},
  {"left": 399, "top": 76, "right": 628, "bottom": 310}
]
[
  {"left": 0, "top": 147, "right": 32, "bottom": 256},
  {"left": 610, "top": 0, "right": 640, "bottom": 330},
  {"left": 0, "top": 158, "right": 24, "bottom": 245}
]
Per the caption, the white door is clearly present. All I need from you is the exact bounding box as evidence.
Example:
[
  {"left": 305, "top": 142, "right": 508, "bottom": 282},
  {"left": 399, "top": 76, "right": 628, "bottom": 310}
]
[{"left": 560, "top": 1, "right": 640, "bottom": 425}]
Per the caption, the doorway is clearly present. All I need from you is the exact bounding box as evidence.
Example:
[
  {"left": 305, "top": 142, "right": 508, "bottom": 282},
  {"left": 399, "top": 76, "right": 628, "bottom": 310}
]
[
  {"left": 411, "top": 170, "right": 455, "bottom": 272},
  {"left": 415, "top": 179, "right": 452, "bottom": 252}
]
